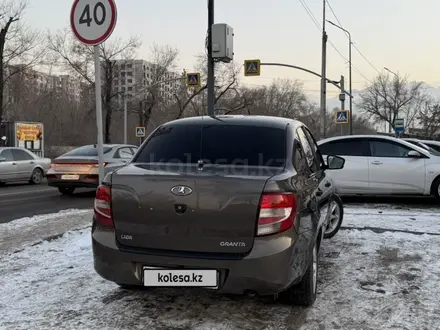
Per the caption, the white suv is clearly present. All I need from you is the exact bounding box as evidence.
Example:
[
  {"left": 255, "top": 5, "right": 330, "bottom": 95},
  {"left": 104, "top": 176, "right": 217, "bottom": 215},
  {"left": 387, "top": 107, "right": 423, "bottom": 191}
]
[{"left": 318, "top": 135, "right": 440, "bottom": 201}]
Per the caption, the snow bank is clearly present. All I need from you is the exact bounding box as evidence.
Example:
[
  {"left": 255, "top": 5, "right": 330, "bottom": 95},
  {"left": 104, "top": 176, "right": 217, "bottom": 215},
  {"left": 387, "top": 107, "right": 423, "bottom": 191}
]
[
  {"left": 0, "top": 209, "right": 93, "bottom": 254},
  {"left": 1, "top": 214, "right": 440, "bottom": 329}
]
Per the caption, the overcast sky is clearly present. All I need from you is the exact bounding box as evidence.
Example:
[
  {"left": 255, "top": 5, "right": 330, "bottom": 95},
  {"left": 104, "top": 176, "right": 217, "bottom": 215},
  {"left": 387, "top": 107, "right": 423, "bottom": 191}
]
[{"left": 26, "top": 0, "right": 440, "bottom": 98}]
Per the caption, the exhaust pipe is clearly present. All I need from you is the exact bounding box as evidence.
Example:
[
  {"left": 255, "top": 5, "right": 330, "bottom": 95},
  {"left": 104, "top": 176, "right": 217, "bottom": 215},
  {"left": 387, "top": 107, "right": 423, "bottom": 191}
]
[{"left": 245, "top": 290, "right": 257, "bottom": 298}]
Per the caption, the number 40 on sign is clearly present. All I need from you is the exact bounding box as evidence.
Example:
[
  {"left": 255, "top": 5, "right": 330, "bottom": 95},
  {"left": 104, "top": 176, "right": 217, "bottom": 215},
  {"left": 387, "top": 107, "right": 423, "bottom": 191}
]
[{"left": 70, "top": 0, "right": 117, "bottom": 46}]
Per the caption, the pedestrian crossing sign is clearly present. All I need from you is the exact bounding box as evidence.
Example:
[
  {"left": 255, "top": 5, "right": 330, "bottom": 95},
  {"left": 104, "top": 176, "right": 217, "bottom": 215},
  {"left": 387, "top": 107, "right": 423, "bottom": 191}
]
[
  {"left": 335, "top": 110, "right": 349, "bottom": 124},
  {"left": 186, "top": 73, "right": 201, "bottom": 88},
  {"left": 244, "top": 59, "right": 261, "bottom": 76},
  {"left": 135, "top": 127, "right": 146, "bottom": 137}
]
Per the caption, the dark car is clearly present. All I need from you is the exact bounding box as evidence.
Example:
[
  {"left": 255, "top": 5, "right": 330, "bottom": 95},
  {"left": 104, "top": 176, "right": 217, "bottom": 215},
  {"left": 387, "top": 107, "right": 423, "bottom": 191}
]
[{"left": 91, "top": 115, "right": 345, "bottom": 306}]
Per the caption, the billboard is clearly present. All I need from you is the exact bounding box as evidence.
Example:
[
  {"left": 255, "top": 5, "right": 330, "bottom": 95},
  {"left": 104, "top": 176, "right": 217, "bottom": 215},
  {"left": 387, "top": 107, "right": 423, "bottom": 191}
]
[{"left": 15, "top": 122, "right": 43, "bottom": 150}]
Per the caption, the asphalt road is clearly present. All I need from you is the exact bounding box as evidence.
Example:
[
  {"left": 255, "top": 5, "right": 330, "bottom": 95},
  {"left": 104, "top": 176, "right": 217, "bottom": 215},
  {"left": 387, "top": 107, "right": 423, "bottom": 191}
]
[{"left": 0, "top": 179, "right": 95, "bottom": 224}]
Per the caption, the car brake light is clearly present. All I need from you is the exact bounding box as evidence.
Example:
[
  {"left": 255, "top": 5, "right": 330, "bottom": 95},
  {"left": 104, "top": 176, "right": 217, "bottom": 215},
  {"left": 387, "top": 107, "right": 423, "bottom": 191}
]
[
  {"left": 93, "top": 162, "right": 109, "bottom": 167},
  {"left": 94, "top": 185, "right": 113, "bottom": 227},
  {"left": 257, "top": 193, "right": 297, "bottom": 236}
]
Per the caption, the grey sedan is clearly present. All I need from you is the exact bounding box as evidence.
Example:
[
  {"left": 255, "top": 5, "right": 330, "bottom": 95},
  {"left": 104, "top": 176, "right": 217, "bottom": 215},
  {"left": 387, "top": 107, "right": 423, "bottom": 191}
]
[
  {"left": 0, "top": 147, "right": 51, "bottom": 185},
  {"left": 46, "top": 144, "right": 138, "bottom": 195}
]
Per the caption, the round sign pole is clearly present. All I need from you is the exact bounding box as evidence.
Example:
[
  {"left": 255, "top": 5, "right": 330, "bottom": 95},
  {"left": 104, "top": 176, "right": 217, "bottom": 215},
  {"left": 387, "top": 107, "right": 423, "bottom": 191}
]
[{"left": 70, "top": 0, "right": 117, "bottom": 185}]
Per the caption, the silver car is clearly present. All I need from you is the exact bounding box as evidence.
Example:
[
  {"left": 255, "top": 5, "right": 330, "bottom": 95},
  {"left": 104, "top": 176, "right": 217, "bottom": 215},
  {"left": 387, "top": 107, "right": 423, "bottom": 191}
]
[
  {"left": 0, "top": 147, "right": 51, "bottom": 185},
  {"left": 46, "top": 144, "right": 138, "bottom": 195}
]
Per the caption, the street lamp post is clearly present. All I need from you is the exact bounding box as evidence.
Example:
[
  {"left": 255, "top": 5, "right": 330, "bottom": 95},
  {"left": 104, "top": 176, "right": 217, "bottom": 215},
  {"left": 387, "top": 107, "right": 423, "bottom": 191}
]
[
  {"left": 327, "top": 20, "right": 353, "bottom": 135},
  {"left": 384, "top": 67, "right": 399, "bottom": 133}
]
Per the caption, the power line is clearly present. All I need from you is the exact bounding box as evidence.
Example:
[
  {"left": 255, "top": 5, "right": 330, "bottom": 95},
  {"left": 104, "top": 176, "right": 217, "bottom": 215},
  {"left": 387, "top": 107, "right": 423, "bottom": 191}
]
[
  {"left": 298, "top": 0, "right": 371, "bottom": 83},
  {"left": 326, "top": 0, "right": 343, "bottom": 27},
  {"left": 352, "top": 43, "right": 380, "bottom": 74},
  {"left": 326, "top": 0, "right": 380, "bottom": 74}
]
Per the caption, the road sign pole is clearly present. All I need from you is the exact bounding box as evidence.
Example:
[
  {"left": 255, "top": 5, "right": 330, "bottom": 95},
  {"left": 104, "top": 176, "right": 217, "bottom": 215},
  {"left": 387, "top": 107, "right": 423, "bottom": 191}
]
[
  {"left": 207, "top": 0, "right": 215, "bottom": 116},
  {"left": 340, "top": 76, "right": 345, "bottom": 136},
  {"left": 94, "top": 45, "right": 105, "bottom": 184},
  {"left": 70, "top": 0, "right": 118, "bottom": 185},
  {"left": 124, "top": 95, "right": 128, "bottom": 144}
]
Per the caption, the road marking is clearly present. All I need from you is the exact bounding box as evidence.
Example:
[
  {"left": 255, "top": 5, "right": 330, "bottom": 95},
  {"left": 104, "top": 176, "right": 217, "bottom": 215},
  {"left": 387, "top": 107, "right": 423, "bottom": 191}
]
[{"left": 0, "top": 187, "right": 57, "bottom": 197}]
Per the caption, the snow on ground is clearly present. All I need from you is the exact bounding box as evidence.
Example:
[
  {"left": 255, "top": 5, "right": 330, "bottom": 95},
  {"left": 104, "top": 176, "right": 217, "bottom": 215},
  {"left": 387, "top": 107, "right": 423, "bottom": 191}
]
[
  {"left": 344, "top": 206, "right": 440, "bottom": 234},
  {"left": 1, "top": 206, "right": 440, "bottom": 329},
  {"left": 0, "top": 209, "right": 93, "bottom": 254}
]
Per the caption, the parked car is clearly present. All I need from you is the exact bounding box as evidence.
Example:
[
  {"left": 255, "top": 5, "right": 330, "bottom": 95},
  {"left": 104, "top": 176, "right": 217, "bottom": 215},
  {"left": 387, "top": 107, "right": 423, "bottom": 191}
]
[
  {"left": 419, "top": 140, "right": 440, "bottom": 153},
  {"left": 92, "top": 115, "right": 345, "bottom": 306},
  {"left": 318, "top": 135, "right": 440, "bottom": 201},
  {"left": 0, "top": 147, "right": 51, "bottom": 185},
  {"left": 47, "top": 144, "right": 138, "bottom": 195},
  {"left": 402, "top": 138, "right": 440, "bottom": 155}
]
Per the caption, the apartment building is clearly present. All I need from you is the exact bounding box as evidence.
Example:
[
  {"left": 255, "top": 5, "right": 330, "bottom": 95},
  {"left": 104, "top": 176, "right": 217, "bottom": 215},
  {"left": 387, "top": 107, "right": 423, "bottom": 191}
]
[
  {"left": 109, "top": 59, "right": 184, "bottom": 107},
  {"left": 5, "top": 65, "right": 82, "bottom": 104}
]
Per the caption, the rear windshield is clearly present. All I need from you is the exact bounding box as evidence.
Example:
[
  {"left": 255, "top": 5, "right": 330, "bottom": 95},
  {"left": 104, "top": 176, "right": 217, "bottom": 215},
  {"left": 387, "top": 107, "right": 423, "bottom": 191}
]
[
  {"left": 63, "top": 145, "right": 112, "bottom": 157},
  {"left": 134, "top": 124, "right": 286, "bottom": 167}
]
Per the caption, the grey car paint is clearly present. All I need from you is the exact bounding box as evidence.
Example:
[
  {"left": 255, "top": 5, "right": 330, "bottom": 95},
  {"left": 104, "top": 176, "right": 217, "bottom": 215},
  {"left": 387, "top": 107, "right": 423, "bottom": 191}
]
[
  {"left": 92, "top": 116, "right": 344, "bottom": 302},
  {"left": 0, "top": 147, "right": 51, "bottom": 184}
]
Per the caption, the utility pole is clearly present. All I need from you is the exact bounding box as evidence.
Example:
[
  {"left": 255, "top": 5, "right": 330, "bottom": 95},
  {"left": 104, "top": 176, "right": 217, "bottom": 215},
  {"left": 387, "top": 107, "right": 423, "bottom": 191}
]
[
  {"left": 326, "top": 20, "right": 353, "bottom": 135},
  {"left": 123, "top": 95, "right": 128, "bottom": 144},
  {"left": 207, "top": 0, "right": 215, "bottom": 116},
  {"left": 320, "top": 0, "right": 327, "bottom": 139},
  {"left": 348, "top": 34, "right": 353, "bottom": 135},
  {"left": 340, "top": 75, "right": 345, "bottom": 136}
]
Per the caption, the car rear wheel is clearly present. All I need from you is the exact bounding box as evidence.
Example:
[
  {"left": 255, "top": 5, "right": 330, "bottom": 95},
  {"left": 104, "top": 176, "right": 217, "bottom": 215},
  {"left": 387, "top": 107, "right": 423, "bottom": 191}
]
[
  {"left": 432, "top": 177, "right": 440, "bottom": 202},
  {"left": 324, "top": 195, "right": 344, "bottom": 239},
  {"left": 279, "top": 241, "right": 318, "bottom": 306},
  {"left": 58, "top": 187, "right": 75, "bottom": 195},
  {"left": 29, "top": 168, "right": 43, "bottom": 184}
]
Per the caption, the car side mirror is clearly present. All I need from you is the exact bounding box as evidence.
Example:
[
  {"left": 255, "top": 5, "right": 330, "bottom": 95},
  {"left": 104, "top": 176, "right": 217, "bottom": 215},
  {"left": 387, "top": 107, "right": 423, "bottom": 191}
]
[
  {"left": 0, "top": 156, "right": 6, "bottom": 162},
  {"left": 326, "top": 155, "right": 345, "bottom": 170},
  {"left": 408, "top": 150, "right": 422, "bottom": 158}
]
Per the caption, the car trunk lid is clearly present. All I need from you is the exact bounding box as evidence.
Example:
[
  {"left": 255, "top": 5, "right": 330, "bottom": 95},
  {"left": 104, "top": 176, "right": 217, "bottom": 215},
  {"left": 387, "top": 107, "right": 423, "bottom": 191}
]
[{"left": 111, "top": 164, "right": 281, "bottom": 254}]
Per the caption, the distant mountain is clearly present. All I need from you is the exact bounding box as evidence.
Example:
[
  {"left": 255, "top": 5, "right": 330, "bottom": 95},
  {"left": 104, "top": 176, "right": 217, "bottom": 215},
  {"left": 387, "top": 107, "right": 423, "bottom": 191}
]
[
  {"left": 306, "top": 83, "right": 440, "bottom": 132},
  {"left": 307, "top": 82, "right": 440, "bottom": 112}
]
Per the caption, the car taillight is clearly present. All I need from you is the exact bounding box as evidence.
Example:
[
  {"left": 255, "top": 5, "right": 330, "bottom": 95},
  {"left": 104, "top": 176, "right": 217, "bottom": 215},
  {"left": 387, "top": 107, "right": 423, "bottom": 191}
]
[
  {"left": 93, "top": 162, "right": 109, "bottom": 167},
  {"left": 257, "top": 193, "right": 297, "bottom": 236},
  {"left": 94, "top": 185, "right": 113, "bottom": 227}
]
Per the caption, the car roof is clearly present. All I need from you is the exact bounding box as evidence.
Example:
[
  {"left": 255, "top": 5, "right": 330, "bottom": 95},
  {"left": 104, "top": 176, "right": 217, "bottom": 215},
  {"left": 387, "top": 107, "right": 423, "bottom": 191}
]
[
  {"left": 421, "top": 140, "right": 440, "bottom": 145},
  {"left": 317, "top": 135, "right": 430, "bottom": 155},
  {"left": 79, "top": 144, "right": 137, "bottom": 148},
  {"left": 160, "top": 115, "right": 304, "bottom": 130}
]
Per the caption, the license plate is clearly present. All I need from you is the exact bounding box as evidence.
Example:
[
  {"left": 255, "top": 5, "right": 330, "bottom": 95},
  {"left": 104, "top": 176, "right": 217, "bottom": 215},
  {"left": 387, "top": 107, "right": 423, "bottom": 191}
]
[
  {"left": 143, "top": 268, "right": 218, "bottom": 287},
  {"left": 61, "top": 174, "right": 80, "bottom": 180}
]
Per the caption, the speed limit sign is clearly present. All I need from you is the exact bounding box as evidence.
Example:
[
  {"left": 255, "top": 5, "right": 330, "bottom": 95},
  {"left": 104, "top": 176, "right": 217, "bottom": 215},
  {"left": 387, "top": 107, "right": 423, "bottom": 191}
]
[
  {"left": 70, "top": 0, "right": 117, "bottom": 46},
  {"left": 70, "top": 0, "right": 118, "bottom": 185}
]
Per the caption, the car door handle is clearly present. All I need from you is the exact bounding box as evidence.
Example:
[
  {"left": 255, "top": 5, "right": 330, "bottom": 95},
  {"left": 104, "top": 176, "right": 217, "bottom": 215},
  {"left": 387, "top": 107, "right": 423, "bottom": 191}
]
[
  {"left": 325, "top": 181, "right": 331, "bottom": 187},
  {"left": 11, "top": 162, "right": 17, "bottom": 165},
  {"left": 371, "top": 161, "right": 383, "bottom": 165},
  {"left": 30, "top": 161, "right": 35, "bottom": 164}
]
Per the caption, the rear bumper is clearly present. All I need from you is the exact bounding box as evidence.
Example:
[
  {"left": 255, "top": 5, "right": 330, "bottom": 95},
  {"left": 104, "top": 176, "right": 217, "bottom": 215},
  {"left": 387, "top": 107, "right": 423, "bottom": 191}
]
[
  {"left": 47, "top": 174, "right": 99, "bottom": 188},
  {"left": 92, "top": 220, "right": 310, "bottom": 296}
]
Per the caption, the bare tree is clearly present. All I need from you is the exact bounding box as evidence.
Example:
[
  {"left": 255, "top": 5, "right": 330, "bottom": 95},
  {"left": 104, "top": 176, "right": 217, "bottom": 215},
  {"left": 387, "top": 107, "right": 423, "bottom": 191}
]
[
  {"left": 417, "top": 98, "right": 440, "bottom": 138},
  {"left": 47, "top": 28, "right": 141, "bottom": 142},
  {"left": 0, "top": 0, "right": 46, "bottom": 123},
  {"left": 135, "top": 43, "right": 179, "bottom": 133},
  {"left": 357, "top": 73, "right": 427, "bottom": 132}
]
